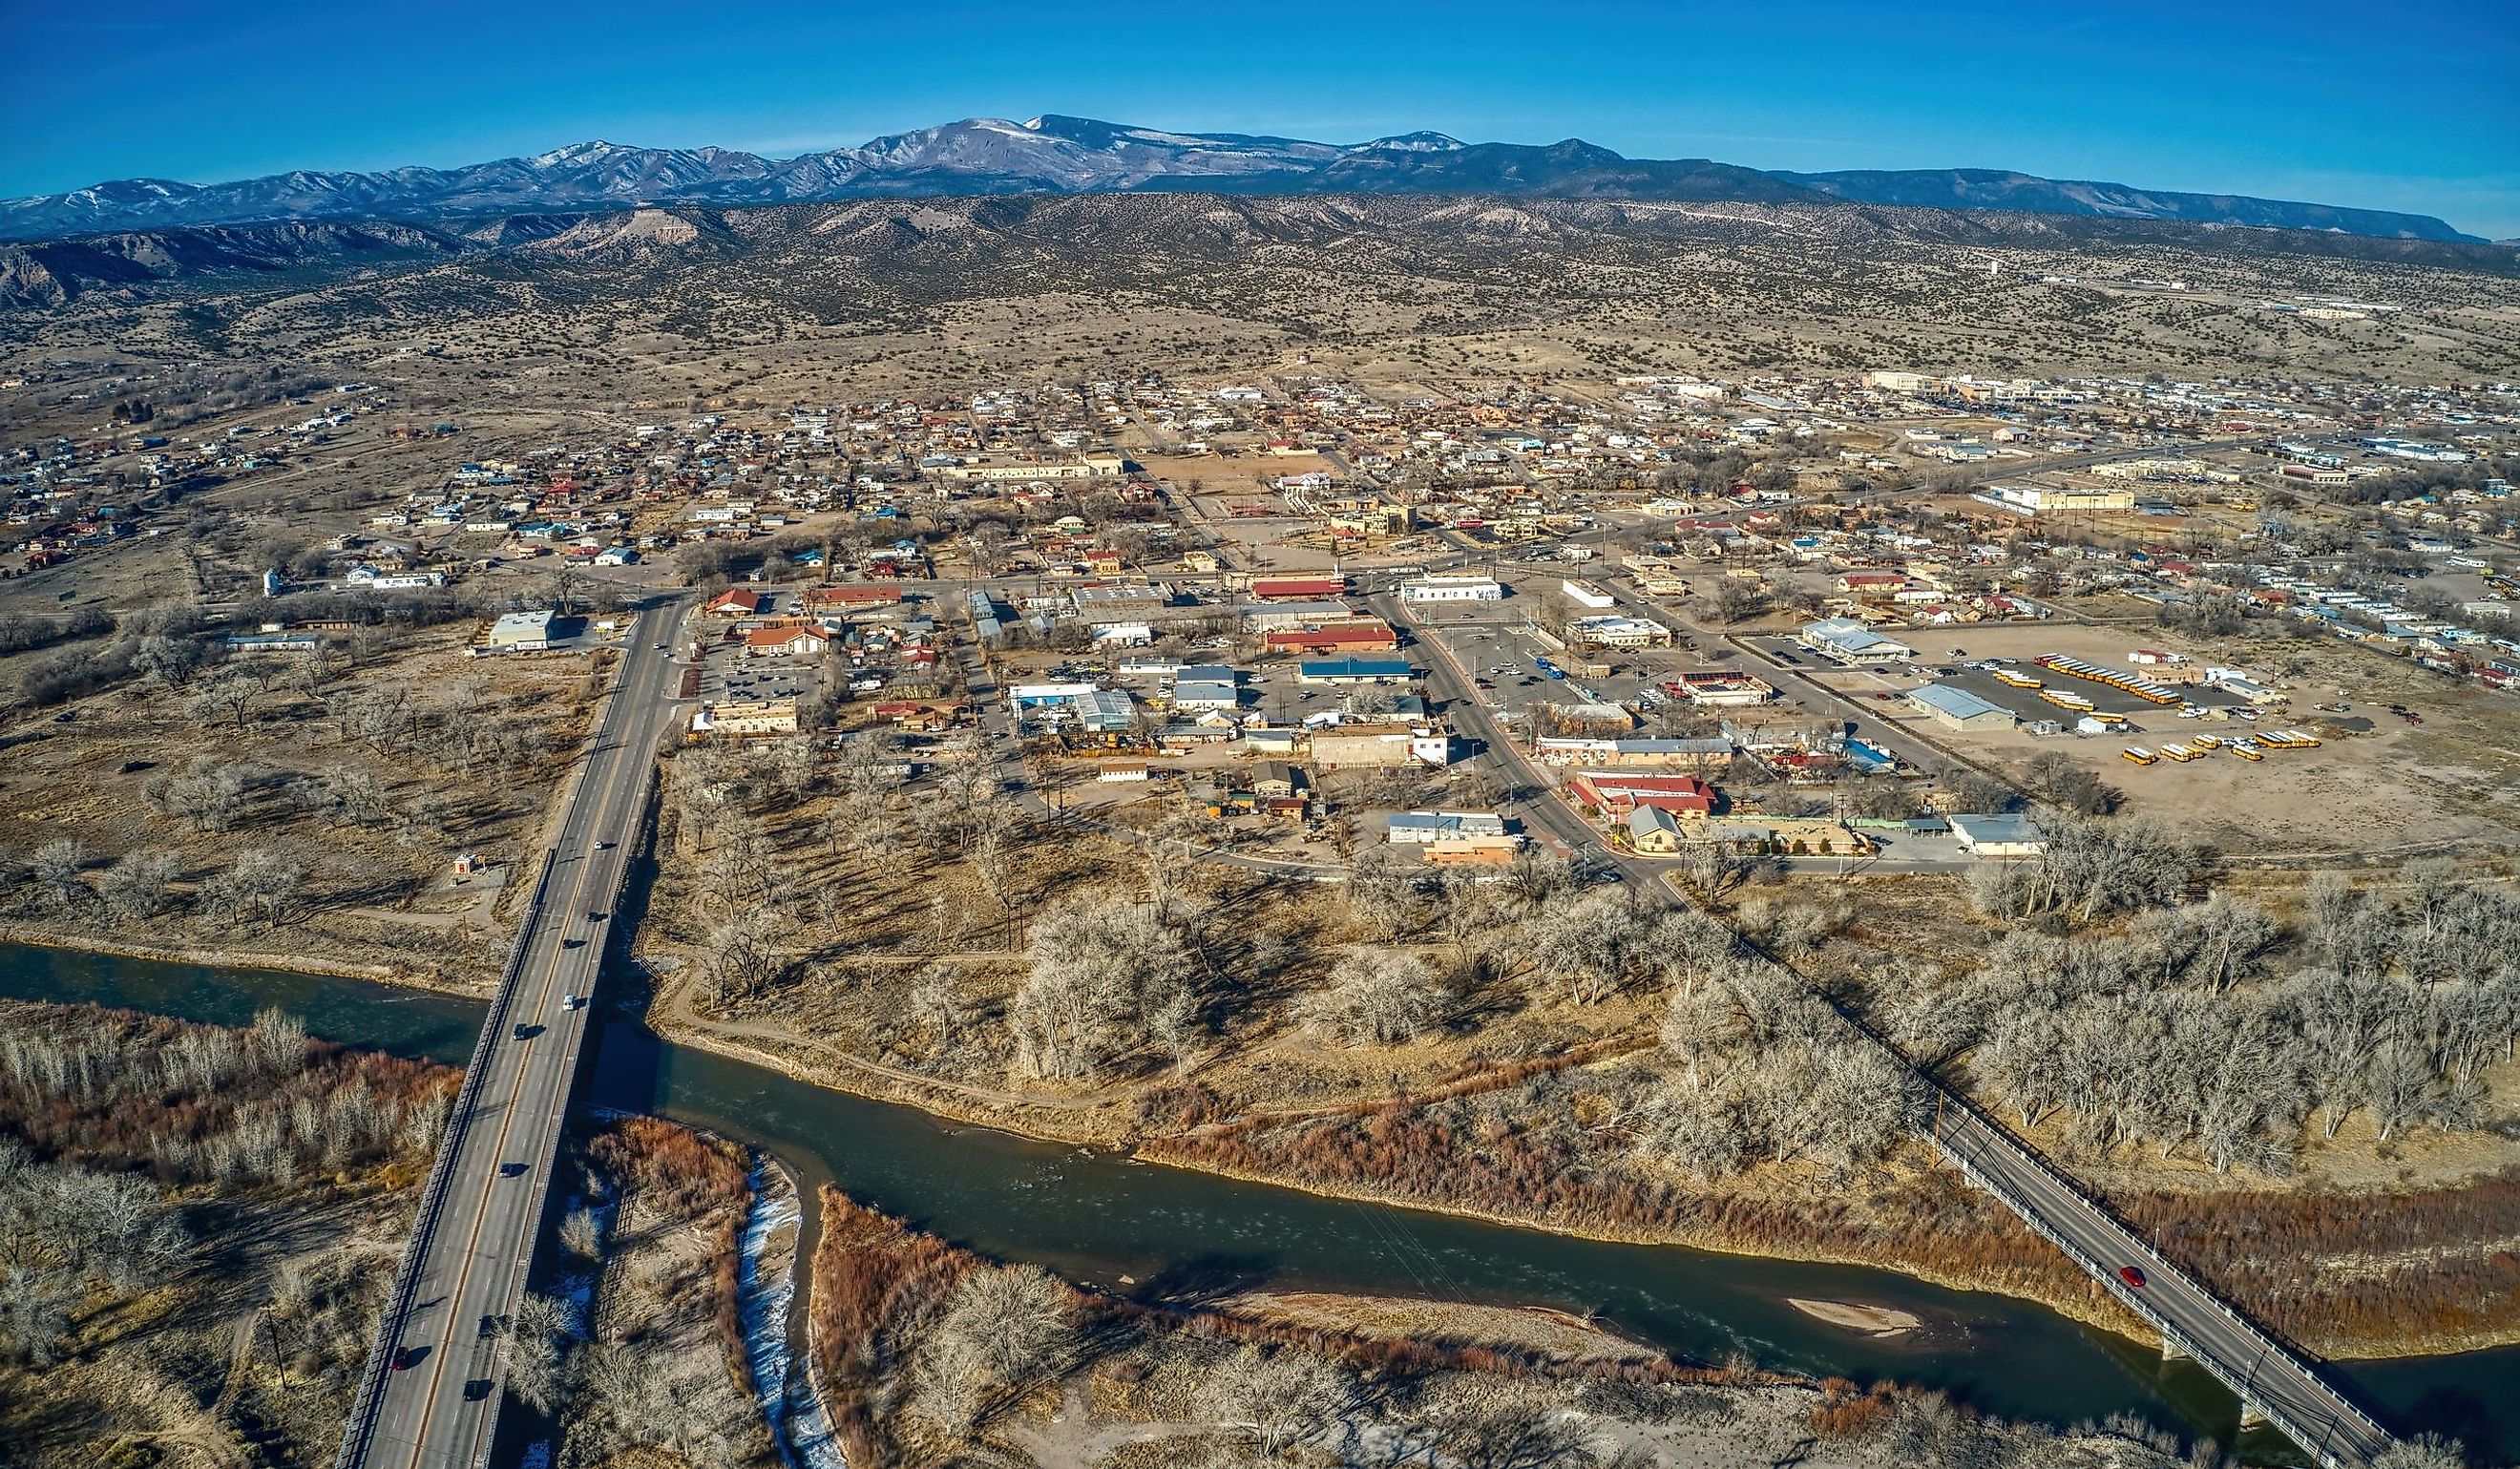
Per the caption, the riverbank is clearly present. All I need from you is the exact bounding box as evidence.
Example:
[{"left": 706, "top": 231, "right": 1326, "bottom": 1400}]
[
  {"left": 643, "top": 987, "right": 2520, "bottom": 1363},
  {"left": 12, "top": 935, "right": 2516, "bottom": 1460},
  {"left": 803, "top": 1186, "right": 2230, "bottom": 1469},
  {"left": 0, "top": 997, "right": 452, "bottom": 1469},
  {"left": 17, "top": 929, "right": 2511, "bottom": 1365},
  {"left": 0, "top": 919, "right": 495, "bottom": 997}
]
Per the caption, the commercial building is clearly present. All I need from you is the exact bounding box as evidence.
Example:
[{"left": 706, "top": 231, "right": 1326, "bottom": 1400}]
[
  {"left": 1250, "top": 575, "right": 1350, "bottom": 599},
  {"left": 1534, "top": 735, "right": 1732, "bottom": 769},
  {"left": 1400, "top": 574, "right": 1506, "bottom": 604},
  {"left": 938, "top": 453, "right": 1124, "bottom": 481},
  {"left": 486, "top": 609, "right": 556, "bottom": 652},
  {"left": 1170, "top": 665, "right": 1241, "bottom": 711},
  {"left": 690, "top": 698, "right": 799, "bottom": 738},
  {"left": 1976, "top": 483, "right": 2136, "bottom": 514},
  {"left": 1907, "top": 682, "right": 2018, "bottom": 730},
  {"left": 1264, "top": 619, "right": 1398, "bottom": 655},
  {"left": 1666, "top": 672, "right": 1775, "bottom": 706},
  {"left": 1949, "top": 812, "right": 2048, "bottom": 859},
  {"left": 1799, "top": 619, "right": 1914, "bottom": 665},
  {"left": 1560, "top": 577, "right": 1617, "bottom": 610},
  {"left": 1422, "top": 835, "right": 1522, "bottom": 866},
  {"left": 1311, "top": 727, "right": 1458, "bottom": 767},
  {"left": 1568, "top": 771, "right": 1719, "bottom": 817},
  {"left": 744, "top": 625, "right": 831, "bottom": 659},
  {"left": 1298, "top": 657, "right": 1414, "bottom": 684},
  {"left": 1567, "top": 614, "right": 1672, "bottom": 649},
  {"left": 1387, "top": 810, "right": 1510, "bottom": 844},
  {"left": 1239, "top": 599, "right": 1356, "bottom": 632}
]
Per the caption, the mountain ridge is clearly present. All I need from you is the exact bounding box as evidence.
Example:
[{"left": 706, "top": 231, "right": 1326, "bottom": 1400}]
[{"left": 0, "top": 115, "right": 2487, "bottom": 244}]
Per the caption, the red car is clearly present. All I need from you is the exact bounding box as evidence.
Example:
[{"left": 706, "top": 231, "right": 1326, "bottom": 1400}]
[{"left": 2118, "top": 1266, "right": 2148, "bottom": 1289}]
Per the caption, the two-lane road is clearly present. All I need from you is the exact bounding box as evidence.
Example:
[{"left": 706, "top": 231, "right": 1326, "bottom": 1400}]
[
  {"left": 343, "top": 603, "right": 689, "bottom": 1469},
  {"left": 1371, "top": 591, "right": 2394, "bottom": 1467}
]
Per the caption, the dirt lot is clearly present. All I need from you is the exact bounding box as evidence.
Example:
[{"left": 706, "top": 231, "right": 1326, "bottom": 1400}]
[
  {"left": 1827, "top": 619, "right": 2520, "bottom": 854},
  {"left": 0, "top": 623, "right": 604, "bottom": 988}
]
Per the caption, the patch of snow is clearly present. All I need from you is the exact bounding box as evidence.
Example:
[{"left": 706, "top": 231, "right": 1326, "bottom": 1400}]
[{"left": 737, "top": 1159, "right": 846, "bottom": 1469}]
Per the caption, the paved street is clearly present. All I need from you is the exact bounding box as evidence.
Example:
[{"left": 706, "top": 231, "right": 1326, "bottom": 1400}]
[
  {"left": 341, "top": 599, "right": 689, "bottom": 1469},
  {"left": 1369, "top": 591, "right": 2395, "bottom": 1467}
]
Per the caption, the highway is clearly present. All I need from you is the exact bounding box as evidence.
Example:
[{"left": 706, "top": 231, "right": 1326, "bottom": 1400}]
[
  {"left": 1368, "top": 591, "right": 2397, "bottom": 1467},
  {"left": 337, "top": 600, "right": 690, "bottom": 1469}
]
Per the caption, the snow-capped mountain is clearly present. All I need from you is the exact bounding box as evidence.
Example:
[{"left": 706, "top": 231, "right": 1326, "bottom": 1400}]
[{"left": 0, "top": 115, "right": 2484, "bottom": 243}]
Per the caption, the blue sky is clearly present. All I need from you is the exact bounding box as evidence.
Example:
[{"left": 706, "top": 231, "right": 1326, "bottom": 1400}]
[{"left": 6, "top": 0, "right": 2517, "bottom": 237}]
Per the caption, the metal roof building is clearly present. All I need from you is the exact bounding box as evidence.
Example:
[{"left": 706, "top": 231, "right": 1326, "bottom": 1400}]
[{"left": 1908, "top": 681, "right": 2018, "bottom": 730}]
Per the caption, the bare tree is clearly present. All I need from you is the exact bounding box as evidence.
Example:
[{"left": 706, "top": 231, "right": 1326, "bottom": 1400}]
[
  {"left": 97, "top": 849, "right": 180, "bottom": 920},
  {"left": 1195, "top": 1345, "right": 1358, "bottom": 1457},
  {"left": 150, "top": 758, "right": 248, "bottom": 833},
  {"left": 1525, "top": 888, "right": 1665, "bottom": 1004},
  {"left": 31, "top": 838, "right": 88, "bottom": 911},
  {"left": 912, "top": 1265, "right": 1073, "bottom": 1435},
  {"left": 185, "top": 668, "right": 261, "bottom": 732},
  {"left": 1008, "top": 895, "right": 1194, "bottom": 1081},
  {"left": 1292, "top": 949, "right": 1451, "bottom": 1045},
  {"left": 501, "top": 1291, "right": 577, "bottom": 1413}
]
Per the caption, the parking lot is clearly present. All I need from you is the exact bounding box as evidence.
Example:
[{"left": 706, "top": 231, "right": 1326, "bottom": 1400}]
[
  {"left": 1414, "top": 618, "right": 1707, "bottom": 724},
  {"left": 696, "top": 643, "right": 823, "bottom": 707}
]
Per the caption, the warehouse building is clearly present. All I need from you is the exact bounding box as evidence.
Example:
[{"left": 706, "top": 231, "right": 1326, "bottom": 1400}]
[
  {"left": 486, "top": 609, "right": 556, "bottom": 652},
  {"left": 1908, "top": 682, "right": 2018, "bottom": 730}
]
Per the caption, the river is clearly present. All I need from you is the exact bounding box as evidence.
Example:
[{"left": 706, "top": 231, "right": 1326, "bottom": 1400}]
[{"left": 2, "top": 941, "right": 2509, "bottom": 1464}]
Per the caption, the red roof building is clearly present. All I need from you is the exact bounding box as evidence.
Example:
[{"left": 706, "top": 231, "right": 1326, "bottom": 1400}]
[
  {"left": 704, "top": 588, "right": 765, "bottom": 618},
  {"left": 801, "top": 583, "right": 905, "bottom": 612},
  {"left": 1568, "top": 771, "right": 1719, "bottom": 817},
  {"left": 743, "top": 625, "right": 830, "bottom": 658},
  {"left": 1250, "top": 575, "right": 1349, "bottom": 599},
  {"left": 1265, "top": 619, "right": 1398, "bottom": 655}
]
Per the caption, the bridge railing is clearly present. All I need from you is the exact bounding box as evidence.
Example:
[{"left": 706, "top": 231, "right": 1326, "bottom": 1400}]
[
  {"left": 455, "top": 761, "right": 662, "bottom": 1469},
  {"left": 334, "top": 846, "right": 557, "bottom": 1469},
  {"left": 1928, "top": 1102, "right": 2389, "bottom": 1466}
]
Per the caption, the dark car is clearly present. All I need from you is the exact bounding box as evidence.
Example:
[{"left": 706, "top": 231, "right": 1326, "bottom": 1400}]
[
  {"left": 561, "top": 937, "right": 585, "bottom": 950},
  {"left": 463, "top": 1378, "right": 494, "bottom": 1401},
  {"left": 588, "top": 910, "right": 607, "bottom": 922},
  {"left": 499, "top": 1161, "right": 529, "bottom": 1179},
  {"left": 391, "top": 1345, "right": 425, "bottom": 1371},
  {"left": 2118, "top": 1265, "right": 2148, "bottom": 1289},
  {"left": 513, "top": 1022, "right": 536, "bottom": 1041},
  {"left": 479, "top": 1313, "right": 501, "bottom": 1339}
]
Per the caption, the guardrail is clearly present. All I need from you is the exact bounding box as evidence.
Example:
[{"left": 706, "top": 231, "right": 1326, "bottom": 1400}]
[
  {"left": 338, "top": 605, "right": 675, "bottom": 1469},
  {"left": 1774, "top": 960, "right": 2394, "bottom": 1466},
  {"left": 1929, "top": 1102, "right": 2389, "bottom": 1467},
  {"left": 334, "top": 846, "right": 557, "bottom": 1469},
  {"left": 455, "top": 760, "right": 662, "bottom": 1469}
]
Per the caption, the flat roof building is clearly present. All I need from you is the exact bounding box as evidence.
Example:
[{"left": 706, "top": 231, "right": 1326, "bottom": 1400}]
[
  {"left": 1299, "top": 657, "right": 1414, "bottom": 684},
  {"left": 1400, "top": 574, "right": 1505, "bottom": 603},
  {"left": 1949, "top": 811, "right": 2047, "bottom": 859},
  {"left": 487, "top": 609, "right": 556, "bottom": 652},
  {"left": 1388, "top": 810, "right": 1510, "bottom": 844}
]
